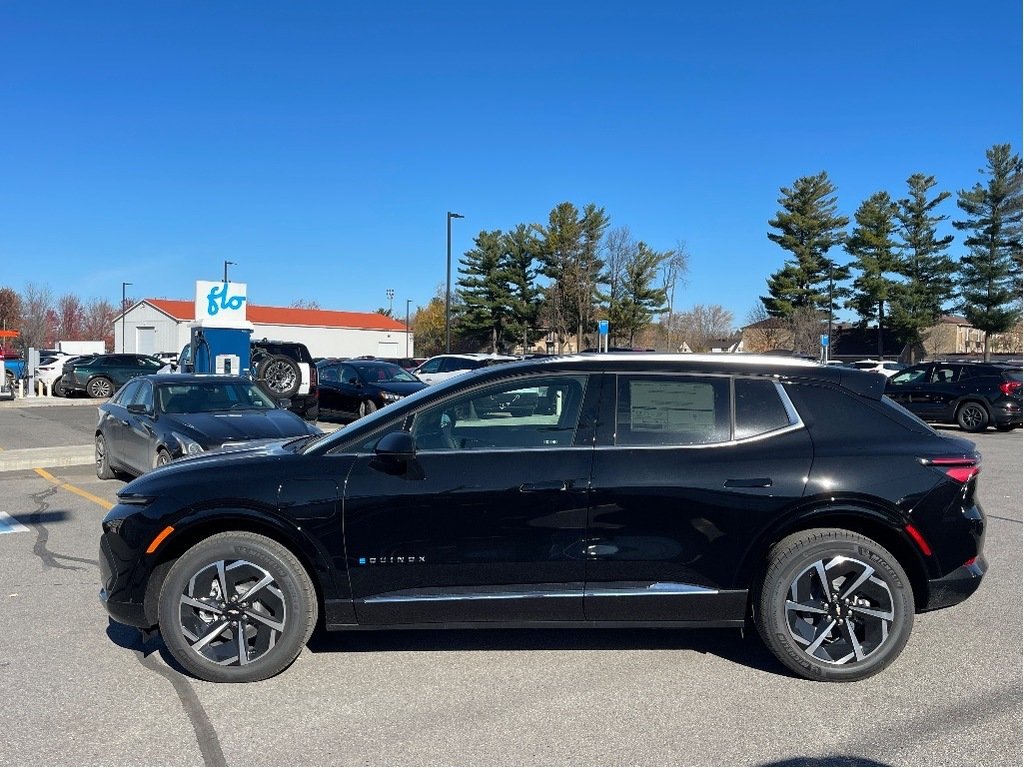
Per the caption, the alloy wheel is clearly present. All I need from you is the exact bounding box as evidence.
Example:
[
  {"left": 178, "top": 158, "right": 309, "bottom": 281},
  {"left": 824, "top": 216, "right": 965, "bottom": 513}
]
[
  {"left": 785, "top": 555, "right": 895, "bottom": 665},
  {"left": 263, "top": 360, "right": 297, "bottom": 393},
  {"left": 177, "top": 559, "right": 287, "bottom": 667},
  {"left": 958, "top": 403, "right": 987, "bottom": 431}
]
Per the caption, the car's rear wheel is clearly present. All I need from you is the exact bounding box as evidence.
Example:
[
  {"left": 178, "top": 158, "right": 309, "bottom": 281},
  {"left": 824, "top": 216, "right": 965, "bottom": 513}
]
[
  {"left": 52, "top": 376, "right": 68, "bottom": 397},
  {"left": 87, "top": 376, "right": 114, "bottom": 399},
  {"left": 157, "top": 531, "right": 317, "bottom": 683},
  {"left": 4, "top": 370, "right": 15, "bottom": 395},
  {"left": 955, "top": 401, "right": 989, "bottom": 432},
  {"left": 756, "top": 528, "right": 914, "bottom": 682},
  {"left": 256, "top": 355, "right": 301, "bottom": 399},
  {"left": 95, "top": 433, "right": 116, "bottom": 480}
]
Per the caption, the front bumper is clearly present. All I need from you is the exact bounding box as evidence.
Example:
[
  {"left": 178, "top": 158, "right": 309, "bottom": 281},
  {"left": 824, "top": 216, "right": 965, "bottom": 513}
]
[{"left": 924, "top": 554, "right": 988, "bottom": 612}]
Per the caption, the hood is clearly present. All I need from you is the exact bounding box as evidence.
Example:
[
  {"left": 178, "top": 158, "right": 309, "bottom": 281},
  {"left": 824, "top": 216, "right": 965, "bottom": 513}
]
[{"left": 164, "top": 409, "right": 315, "bottom": 446}]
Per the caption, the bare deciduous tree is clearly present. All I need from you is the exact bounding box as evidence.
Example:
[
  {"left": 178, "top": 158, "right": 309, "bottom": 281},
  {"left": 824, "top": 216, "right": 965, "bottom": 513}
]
[{"left": 674, "top": 304, "right": 734, "bottom": 352}]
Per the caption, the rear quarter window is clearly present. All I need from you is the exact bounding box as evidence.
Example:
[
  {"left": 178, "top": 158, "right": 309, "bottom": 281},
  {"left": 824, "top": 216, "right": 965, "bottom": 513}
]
[{"left": 783, "top": 381, "right": 934, "bottom": 439}]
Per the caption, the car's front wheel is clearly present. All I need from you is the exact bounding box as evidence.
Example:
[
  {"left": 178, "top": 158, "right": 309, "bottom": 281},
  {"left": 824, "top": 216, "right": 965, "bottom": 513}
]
[
  {"left": 95, "top": 433, "right": 116, "bottom": 480},
  {"left": 52, "top": 376, "right": 68, "bottom": 397},
  {"left": 756, "top": 528, "right": 914, "bottom": 682},
  {"left": 157, "top": 532, "right": 317, "bottom": 683},
  {"left": 358, "top": 399, "right": 378, "bottom": 418}
]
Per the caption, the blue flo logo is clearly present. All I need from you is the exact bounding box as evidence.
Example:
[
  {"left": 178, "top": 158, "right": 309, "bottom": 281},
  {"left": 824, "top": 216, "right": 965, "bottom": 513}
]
[{"left": 206, "top": 282, "right": 246, "bottom": 316}]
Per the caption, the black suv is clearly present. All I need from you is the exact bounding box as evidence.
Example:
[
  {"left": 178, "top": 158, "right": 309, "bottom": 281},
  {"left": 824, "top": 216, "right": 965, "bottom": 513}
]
[
  {"left": 885, "top": 361, "right": 1022, "bottom": 432},
  {"left": 101, "top": 355, "right": 986, "bottom": 683},
  {"left": 250, "top": 339, "right": 319, "bottom": 421},
  {"left": 62, "top": 354, "right": 164, "bottom": 398},
  {"left": 316, "top": 358, "right": 427, "bottom": 421}
]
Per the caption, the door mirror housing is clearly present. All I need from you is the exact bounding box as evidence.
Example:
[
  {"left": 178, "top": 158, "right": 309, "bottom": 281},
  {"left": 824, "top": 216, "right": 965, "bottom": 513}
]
[
  {"left": 126, "top": 403, "right": 151, "bottom": 415},
  {"left": 375, "top": 431, "right": 416, "bottom": 460}
]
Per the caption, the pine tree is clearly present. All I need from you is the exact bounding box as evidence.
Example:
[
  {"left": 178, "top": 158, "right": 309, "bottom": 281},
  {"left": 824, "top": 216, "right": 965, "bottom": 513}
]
[
  {"left": 762, "top": 171, "right": 850, "bottom": 317},
  {"left": 954, "top": 144, "right": 1023, "bottom": 360},
  {"left": 502, "top": 224, "right": 544, "bottom": 352},
  {"left": 889, "top": 174, "right": 956, "bottom": 358},
  {"left": 616, "top": 242, "right": 668, "bottom": 346},
  {"left": 845, "top": 191, "right": 900, "bottom": 357},
  {"left": 456, "top": 230, "right": 512, "bottom": 353}
]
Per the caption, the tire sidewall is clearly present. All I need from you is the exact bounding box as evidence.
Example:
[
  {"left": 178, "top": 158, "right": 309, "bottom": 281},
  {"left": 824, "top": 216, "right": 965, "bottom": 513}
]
[
  {"left": 256, "top": 355, "right": 301, "bottom": 399},
  {"left": 758, "top": 531, "right": 914, "bottom": 682},
  {"left": 157, "top": 533, "right": 316, "bottom": 683},
  {"left": 956, "top": 401, "right": 989, "bottom": 432},
  {"left": 88, "top": 377, "right": 112, "bottom": 398}
]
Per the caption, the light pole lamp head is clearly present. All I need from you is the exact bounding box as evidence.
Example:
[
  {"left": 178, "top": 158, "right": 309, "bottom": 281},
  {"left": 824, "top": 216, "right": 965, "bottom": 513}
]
[{"left": 448, "top": 212, "right": 464, "bottom": 220}]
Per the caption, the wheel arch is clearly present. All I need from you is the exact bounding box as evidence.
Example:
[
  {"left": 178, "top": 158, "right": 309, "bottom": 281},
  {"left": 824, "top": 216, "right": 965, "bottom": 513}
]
[
  {"left": 141, "top": 509, "right": 335, "bottom": 628},
  {"left": 953, "top": 396, "right": 993, "bottom": 417},
  {"left": 739, "top": 501, "right": 931, "bottom": 615}
]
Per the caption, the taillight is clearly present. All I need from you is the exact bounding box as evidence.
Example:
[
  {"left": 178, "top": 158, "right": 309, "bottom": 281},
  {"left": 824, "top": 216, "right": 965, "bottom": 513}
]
[
  {"left": 310, "top": 365, "right": 318, "bottom": 388},
  {"left": 921, "top": 456, "right": 981, "bottom": 484},
  {"left": 999, "top": 380, "right": 1021, "bottom": 396}
]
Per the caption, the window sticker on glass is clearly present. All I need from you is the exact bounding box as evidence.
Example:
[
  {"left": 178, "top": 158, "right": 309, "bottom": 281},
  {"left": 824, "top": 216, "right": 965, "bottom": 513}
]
[{"left": 630, "top": 380, "right": 715, "bottom": 432}]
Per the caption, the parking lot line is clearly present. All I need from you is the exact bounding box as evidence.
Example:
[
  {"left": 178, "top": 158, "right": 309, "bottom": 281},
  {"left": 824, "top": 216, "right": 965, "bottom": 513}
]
[
  {"left": 0, "top": 510, "right": 29, "bottom": 534},
  {"left": 33, "top": 468, "right": 114, "bottom": 511}
]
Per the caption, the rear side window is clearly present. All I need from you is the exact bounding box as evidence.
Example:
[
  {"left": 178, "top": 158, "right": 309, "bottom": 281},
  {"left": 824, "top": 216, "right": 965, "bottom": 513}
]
[
  {"left": 784, "top": 382, "right": 934, "bottom": 438},
  {"left": 615, "top": 375, "right": 730, "bottom": 446},
  {"left": 735, "top": 378, "right": 796, "bottom": 439}
]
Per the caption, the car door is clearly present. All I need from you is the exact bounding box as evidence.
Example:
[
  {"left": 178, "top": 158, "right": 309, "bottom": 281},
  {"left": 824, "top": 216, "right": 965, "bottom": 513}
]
[
  {"left": 916, "top": 364, "right": 960, "bottom": 420},
  {"left": 121, "top": 378, "right": 158, "bottom": 474},
  {"left": 99, "top": 379, "right": 143, "bottom": 470},
  {"left": 584, "top": 373, "right": 813, "bottom": 623},
  {"left": 340, "top": 373, "right": 599, "bottom": 625},
  {"left": 316, "top": 363, "right": 351, "bottom": 419},
  {"left": 885, "top": 365, "right": 931, "bottom": 415},
  {"left": 413, "top": 357, "right": 444, "bottom": 385}
]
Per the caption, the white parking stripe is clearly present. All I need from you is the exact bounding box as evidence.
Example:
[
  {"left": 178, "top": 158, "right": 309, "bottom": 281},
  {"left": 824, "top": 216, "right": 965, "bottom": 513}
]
[{"left": 0, "top": 510, "right": 29, "bottom": 535}]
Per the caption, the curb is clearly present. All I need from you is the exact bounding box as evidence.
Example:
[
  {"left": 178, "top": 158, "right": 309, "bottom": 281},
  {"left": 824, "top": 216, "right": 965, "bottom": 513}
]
[
  {"left": 0, "top": 445, "right": 94, "bottom": 472},
  {"left": 0, "top": 396, "right": 99, "bottom": 409}
]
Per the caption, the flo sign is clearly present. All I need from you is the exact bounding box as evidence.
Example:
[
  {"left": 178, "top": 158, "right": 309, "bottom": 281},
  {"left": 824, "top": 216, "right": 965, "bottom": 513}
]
[{"left": 195, "top": 281, "right": 248, "bottom": 325}]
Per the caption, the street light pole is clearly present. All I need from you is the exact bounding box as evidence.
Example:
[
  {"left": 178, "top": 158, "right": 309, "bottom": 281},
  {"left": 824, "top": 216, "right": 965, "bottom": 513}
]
[
  {"left": 121, "top": 281, "right": 133, "bottom": 353},
  {"left": 405, "top": 299, "right": 412, "bottom": 357},
  {"left": 224, "top": 260, "right": 235, "bottom": 283},
  {"left": 445, "top": 211, "right": 464, "bottom": 353},
  {"left": 826, "top": 260, "right": 834, "bottom": 363}
]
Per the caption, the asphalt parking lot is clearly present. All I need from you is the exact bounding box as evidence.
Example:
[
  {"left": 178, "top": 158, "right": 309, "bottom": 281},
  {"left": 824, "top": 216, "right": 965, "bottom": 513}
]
[{"left": 0, "top": 403, "right": 1021, "bottom": 766}]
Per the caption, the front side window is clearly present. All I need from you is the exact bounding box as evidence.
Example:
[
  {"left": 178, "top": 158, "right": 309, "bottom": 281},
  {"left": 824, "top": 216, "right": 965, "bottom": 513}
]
[
  {"left": 615, "top": 375, "right": 730, "bottom": 446},
  {"left": 411, "top": 375, "right": 587, "bottom": 451},
  {"left": 890, "top": 367, "right": 929, "bottom": 386},
  {"left": 417, "top": 358, "right": 442, "bottom": 374},
  {"left": 131, "top": 380, "right": 154, "bottom": 409},
  {"left": 113, "top": 380, "right": 142, "bottom": 405}
]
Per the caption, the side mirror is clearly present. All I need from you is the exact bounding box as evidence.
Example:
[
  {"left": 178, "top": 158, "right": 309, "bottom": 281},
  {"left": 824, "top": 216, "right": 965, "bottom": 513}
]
[
  {"left": 126, "top": 403, "right": 151, "bottom": 416},
  {"left": 374, "top": 431, "right": 416, "bottom": 460}
]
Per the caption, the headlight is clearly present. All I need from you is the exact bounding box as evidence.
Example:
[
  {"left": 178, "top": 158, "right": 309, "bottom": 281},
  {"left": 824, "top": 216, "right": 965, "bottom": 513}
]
[
  {"left": 172, "top": 432, "right": 205, "bottom": 456},
  {"left": 381, "top": 392, "right": 403, "bottom": 403}
]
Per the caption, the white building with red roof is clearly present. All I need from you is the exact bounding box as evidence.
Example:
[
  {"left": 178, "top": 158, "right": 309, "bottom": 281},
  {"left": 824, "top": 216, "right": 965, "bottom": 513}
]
[{"left": 114, "top": 298, "right": 413, "bottom": 359}]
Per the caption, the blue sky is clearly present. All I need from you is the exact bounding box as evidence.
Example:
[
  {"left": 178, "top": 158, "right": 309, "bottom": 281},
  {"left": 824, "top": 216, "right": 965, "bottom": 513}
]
[{"left": 1, "top": 1, "right": 1020, "bottom": 328}]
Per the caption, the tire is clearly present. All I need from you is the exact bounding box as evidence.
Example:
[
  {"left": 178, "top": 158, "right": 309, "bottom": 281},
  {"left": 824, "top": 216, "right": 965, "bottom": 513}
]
[
  {"left": 358, "top": 399, "right": 378, "bottom": 418},
  {"left": 256, "top": 355, "right": 301, "bottom": 399},
  {"left": 4, "top": 370, "right": 16, "bottom": 397},
  {"left": 95, "top": 433, "right": 116, "bottom": 480},
  {"left": 87, "top": 376, "right": 114, "bottom": 399},
  {"left": 155, "top": 448, "right": 173, "bottom": 469},
  {"left": 157, "top": 531, "right": 317, "bottom": 683},
  {"left": 755, "top": 528, "right": 914, "bottom": 682},
  {"left": 52, "top": 376, "right": 68, "bottom": 398},
  {"left": 955, "top": 401, "right": 989, "bottom": 433}
]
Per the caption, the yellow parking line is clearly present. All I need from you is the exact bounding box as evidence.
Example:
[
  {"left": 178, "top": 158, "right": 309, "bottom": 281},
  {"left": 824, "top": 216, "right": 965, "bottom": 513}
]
[{"left": 33, "top": 468, "right": 114, "bottom": 511}]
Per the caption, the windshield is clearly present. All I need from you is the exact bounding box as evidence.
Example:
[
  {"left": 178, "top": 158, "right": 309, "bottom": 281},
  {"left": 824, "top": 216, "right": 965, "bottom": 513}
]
[
  {"left": 353, "top": 362, "right": 418, "bottom": 383},
  {"left": 158, "top": 381, "right": 278, "bottom": 414}
]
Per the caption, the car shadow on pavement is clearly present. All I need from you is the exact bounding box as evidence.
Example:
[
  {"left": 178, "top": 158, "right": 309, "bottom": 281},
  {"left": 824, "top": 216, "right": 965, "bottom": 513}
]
[
  {"left": 105, "top": 618, "right": 190, "bottom": 676},
  {"left": 306, "top": 625, "right": 795, "bottom": 678}
]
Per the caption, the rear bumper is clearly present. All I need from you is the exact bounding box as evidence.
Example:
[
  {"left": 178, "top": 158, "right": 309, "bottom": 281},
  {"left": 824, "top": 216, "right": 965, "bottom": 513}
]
[
  {"left": 923, "top": 554, "right": 987, "bottom": 611},
  {"left": 990, "top": 401, "right": 1022, "bottom": 428}
]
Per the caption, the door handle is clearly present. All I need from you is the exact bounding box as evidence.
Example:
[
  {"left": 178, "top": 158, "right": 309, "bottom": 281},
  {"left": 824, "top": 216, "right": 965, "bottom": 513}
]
[
  {"left": 519, "top": 480, "right": 570, "bottom": 492},
  {"left": 724, "top": 477, "right": 773, "bottom": 488}
]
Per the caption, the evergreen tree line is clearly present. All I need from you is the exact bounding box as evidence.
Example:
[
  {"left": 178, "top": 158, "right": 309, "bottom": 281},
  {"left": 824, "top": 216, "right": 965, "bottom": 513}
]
[
  {"left": 446, "top": 202, "right": 690, "bottom": 354},
  {"left": 762, "top": 143, "right": 1022, "bottom": 361}
]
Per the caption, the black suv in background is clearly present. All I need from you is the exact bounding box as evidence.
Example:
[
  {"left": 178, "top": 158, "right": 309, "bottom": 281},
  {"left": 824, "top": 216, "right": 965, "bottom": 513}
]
[
  {"left": 62, "top": 354, "right": 164, "bottom": 398},
  {"left": 885, "top": 361, "right": 1022, "bottom": 432},
  {"left": 317, "top": 358, "right": 427, "bottom": 421}
]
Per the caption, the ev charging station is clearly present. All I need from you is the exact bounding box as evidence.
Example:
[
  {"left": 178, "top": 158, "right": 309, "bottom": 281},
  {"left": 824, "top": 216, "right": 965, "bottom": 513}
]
[{"left": 188, "top": 280, "right": 253, "bottom": 375}]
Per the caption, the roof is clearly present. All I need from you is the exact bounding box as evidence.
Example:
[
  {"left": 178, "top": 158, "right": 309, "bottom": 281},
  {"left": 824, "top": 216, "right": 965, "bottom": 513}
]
[{"left": 134, "top": 299, "right": 408, "bottom": 332}]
